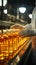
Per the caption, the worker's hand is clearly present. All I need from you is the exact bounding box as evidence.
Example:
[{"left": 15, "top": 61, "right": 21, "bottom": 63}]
[
  {"left": 19, "top": 29, "right": 36, "bottom": 37},
  {"left": 19, "top": 29, "right": 28, "bottom": 37}
]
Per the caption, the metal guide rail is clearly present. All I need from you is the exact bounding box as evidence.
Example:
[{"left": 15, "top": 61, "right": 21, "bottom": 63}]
[
  {"left": 8, "top": 39, "right": 31, "bottom": 65},
  {"left": 0, "top": 29, "right": 31, "bottom": 65}
]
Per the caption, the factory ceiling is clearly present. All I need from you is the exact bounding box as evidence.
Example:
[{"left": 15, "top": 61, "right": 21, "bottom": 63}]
[
  {"left": 7, "top": 0, "right": 35, "bottom": 23},
  {"left": 0, "top": 0, "right": 35, "bottom": 27}
]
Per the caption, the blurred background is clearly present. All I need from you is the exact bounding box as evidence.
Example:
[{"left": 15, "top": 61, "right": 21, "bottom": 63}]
[
  {"left": 0, "top": 0, "right": 36, "bottom": 65},
  {"left": 0, "top": 0, "right": 35, "bottom": 29}
]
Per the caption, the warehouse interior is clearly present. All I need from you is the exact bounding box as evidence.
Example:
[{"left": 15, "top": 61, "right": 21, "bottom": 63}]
[{"left": 0, "top": 0, "right": 36, "bottom": 65}]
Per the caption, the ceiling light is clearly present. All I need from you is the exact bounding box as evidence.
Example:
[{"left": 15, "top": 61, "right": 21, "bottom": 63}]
[
  {"left": 29, "top": 14, "right": 32, "bottom": 19},
  {"left": 3, "top": 0, "right": 7, "bottom": 6},
  {"left": 0, "top": 0, "right": 2, "bottom": 6},
  {"left": 4, "top": 9, "right": 7, "bottom": 14},
  {"left": 0, "top": 0, "right": 7, "bottom": 6},
  {"left": 19, "top": 7, "right": 26, "bottom": 13}
]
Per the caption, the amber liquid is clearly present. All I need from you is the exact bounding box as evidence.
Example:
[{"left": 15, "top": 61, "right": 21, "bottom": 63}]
[
  {"left": 0, "top": 35, "right": 5, "bottom": 61},
  {"left": 8, "top": 32, "right": 13, "bottom": 58},
  {"left": 0, "top": 28, "right": 25, "bottom": 63}
]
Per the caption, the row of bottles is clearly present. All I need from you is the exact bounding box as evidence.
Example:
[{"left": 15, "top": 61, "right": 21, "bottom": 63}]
[
  {"left": 0, "top": 29, "right": 23, "bottom": 62},
  {"left": 0, "top": 29, "right": 30, "bottom": 64}
]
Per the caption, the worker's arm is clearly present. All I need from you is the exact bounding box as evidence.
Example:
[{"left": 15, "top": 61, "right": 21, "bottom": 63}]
[{"left": 19, "top": 29, "right": 36, "bottom": 37}]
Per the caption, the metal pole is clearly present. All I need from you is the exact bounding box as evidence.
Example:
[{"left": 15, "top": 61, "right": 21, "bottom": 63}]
[
  {"left": 17, "top": 0, "right": 19, "bottom": 19},
  {"left": 1, "top": 0, "right": 3, "bottom": 32},
  {"left": 17, "top": 8, "right": 19, "bottom": 19},
  {"left": 1, "top": 0, "right": 3, "bottom": 20}
]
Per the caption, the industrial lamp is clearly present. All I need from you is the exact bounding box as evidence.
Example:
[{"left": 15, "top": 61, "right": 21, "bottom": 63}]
[
  {"left": 3, "top": 9, "right": 7, "bottom": 14},
  {"left": 29, "top": 14, "right": 32, "bottom": 19},
  {"left": 19, "top": 7, "right": 26, "bottom": 13},
  {"left": 0, "top": 0, "right": 7, "bottom": 6},
  {"left": 3, "top": 0, "right": 7, "bottom": 6}
]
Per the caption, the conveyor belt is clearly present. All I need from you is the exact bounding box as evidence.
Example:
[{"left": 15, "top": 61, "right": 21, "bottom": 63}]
[
  {"left": 8, "top": 39, "right": 31, "bottom": 65},
  {"left": 0, "top": 37, "right": 31, "bottom": 65},
  {"left": 13, "top": 38, "right": 31, "bottom": 59},
  {"left": 16, "top": 41, "right": 32, "bottom": 65}
]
